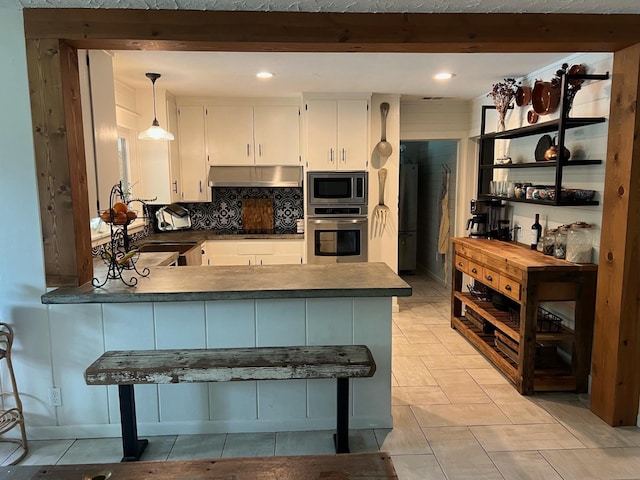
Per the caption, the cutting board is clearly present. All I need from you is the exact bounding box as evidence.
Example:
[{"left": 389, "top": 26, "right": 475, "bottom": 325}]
[{"left": 242, "top": 198, "right": 274, "bottom": 233}]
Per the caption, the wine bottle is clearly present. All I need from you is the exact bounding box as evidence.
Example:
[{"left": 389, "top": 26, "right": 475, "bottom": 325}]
[{"left": 530, "top": 213, "right": 542, "bottom": 250}]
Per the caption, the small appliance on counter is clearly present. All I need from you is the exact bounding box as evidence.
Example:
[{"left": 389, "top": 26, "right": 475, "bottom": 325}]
[
  {"left": 467, "top": 213, "right": 487, "bottom": 238},
  {"left": 156, "top": 204, "right": 191, "bottom": 231},
  {"left": 468, "top": 199, "right": 510, "bottom": 240}
]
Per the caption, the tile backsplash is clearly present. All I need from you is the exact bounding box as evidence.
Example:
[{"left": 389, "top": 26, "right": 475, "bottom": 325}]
[{"left": 150, "top": 187, "right": 303, "bottom": 233}]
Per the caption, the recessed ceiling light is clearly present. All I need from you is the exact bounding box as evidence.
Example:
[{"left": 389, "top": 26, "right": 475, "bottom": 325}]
[
  {"left": 434, "top": 72, "right": 455, "bottom": 80},
  {"left": 256, "top": 72, "right": 274, "bottom": 79}
]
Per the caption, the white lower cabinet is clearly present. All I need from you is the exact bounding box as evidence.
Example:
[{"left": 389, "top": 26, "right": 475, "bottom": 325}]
[{"left": 202, "top": 239, "right": 304, "bottom": 266}]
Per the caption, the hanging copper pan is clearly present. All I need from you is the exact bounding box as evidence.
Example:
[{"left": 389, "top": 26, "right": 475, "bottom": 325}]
[{"left": 532, "top": 81, "right": 561, "bottom": 115}]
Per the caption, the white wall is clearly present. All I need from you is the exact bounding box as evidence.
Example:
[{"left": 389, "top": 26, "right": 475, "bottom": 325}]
[
  {"left": 368, "top": 94, "right": 401, "bottom": 276},
  {"left": 0, "top": 6, "right": 58, "bottom": 431}
]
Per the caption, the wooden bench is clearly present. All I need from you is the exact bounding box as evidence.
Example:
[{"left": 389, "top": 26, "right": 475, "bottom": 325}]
[
  {"left": 0, "top": 452, "right": 397, "bottom": 480},
  {"left": 84, "top": 345, "right": 376, "bottom": 462}
]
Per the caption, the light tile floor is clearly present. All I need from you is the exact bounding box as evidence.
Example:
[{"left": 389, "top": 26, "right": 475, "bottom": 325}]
[{"left": 3, "top": 272, "right": 640, "bottom": 479}]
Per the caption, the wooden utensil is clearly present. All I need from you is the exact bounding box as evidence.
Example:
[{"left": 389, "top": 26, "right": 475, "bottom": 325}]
[
  {"left": 373, "top": 168, "right": 390, "bottom": 236},
  {"left": 375, "top": 103, "right": 393, "bottom": 158}
]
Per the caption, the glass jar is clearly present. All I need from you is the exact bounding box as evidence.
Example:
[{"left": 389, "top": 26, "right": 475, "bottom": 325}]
[
  {"left": 513, "top": 183, "right": 523, "bottom": 199},
  {"left": 543, "top": 228, "right": 557, "bottom": 256},
  {"left": 554, "top": 225, "right": 568, "bottom": 260},
  {"left": 566, "top": 222, "right": 592, "bottom": 263}
]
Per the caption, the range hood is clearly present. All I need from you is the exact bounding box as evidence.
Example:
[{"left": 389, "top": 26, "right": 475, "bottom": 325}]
[{"left": 208, "top": 166, "right": 303, "bottom": 188}]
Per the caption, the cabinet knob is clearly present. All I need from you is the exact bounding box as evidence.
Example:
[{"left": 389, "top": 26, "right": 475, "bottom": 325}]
[
  {"left": 471, "top": 268, "right": 477, "bottom": 274},
  {"left": 458, "top": 262, "right": 463, "bottom": 267},
  {"left": 505, "top": 284, "right": 512, "bottom": 291},
  {"left": 486, "top": 275, "right": 493, "bottom": 282}
]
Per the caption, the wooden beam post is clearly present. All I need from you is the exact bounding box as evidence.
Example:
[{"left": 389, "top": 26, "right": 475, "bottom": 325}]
[
  {"left": 590, "top": 43, "right": 640, "bottom": 426},
  {"left": 25, "top": 38, "right": 92, "bottom": 286}
]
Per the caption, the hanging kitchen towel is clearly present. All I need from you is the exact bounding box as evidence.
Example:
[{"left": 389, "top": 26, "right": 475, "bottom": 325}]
[{"left": 437, "top": 169, "right": 450, "bottom": 255}]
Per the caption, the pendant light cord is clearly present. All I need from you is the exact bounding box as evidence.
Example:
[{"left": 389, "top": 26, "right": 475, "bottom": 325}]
[
  {"left": 152, "top": 79, "right": 158, "bottom": 123},
  {"left": 145, "top": 72, "right": 161, "bottom": 126}
]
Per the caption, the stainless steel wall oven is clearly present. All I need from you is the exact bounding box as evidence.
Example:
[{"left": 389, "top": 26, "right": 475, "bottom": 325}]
[{"left": 307, "top": 171, "right": 368, "bottom": 264}]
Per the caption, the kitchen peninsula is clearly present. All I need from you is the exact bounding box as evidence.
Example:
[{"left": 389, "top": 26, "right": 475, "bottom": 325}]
[{"left": 40, "top": 263, "right": 410, "bottom": 438}]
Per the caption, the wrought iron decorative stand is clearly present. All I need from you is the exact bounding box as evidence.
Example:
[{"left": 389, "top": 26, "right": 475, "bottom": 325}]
[{"left": 92, "top": 183, "right": 150, "bottom": 287}]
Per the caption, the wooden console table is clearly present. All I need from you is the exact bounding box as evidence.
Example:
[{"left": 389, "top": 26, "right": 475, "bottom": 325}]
[{"left": 451, "top": 238, "right": 597, "bottom": 394}]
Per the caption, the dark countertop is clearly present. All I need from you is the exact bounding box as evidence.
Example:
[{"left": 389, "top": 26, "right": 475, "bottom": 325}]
[
  {"left": 138, "top": 230, "right": 303, "bottom": 245},
  {"left": 42, "top": 262, "right": 412, "bottom": 304}
]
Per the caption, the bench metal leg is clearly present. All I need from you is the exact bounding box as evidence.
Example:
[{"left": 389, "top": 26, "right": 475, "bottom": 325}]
[
  {"left": 334, "top": 377, "right": 350, "bottom": 454},
  {"left": 118, "top": 385, "right": 148, "bottom": 462}
]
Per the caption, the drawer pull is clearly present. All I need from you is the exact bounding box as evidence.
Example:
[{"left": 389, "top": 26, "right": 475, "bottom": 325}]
[
  {"left": 458, "top": 262, "right": 463, "bottom": 267},
  {"left": 471, "top": 268, "right": 478, "bottom": 274},
  {"left": 486, "top": 275, "right": 493, "bottom": 282},
  {"left": 505, "top": 284, "right": 512, "bottom": 291}
]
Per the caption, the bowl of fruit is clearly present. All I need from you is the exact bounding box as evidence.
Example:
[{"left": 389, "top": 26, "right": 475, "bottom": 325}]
[{"left": 100, "top": 202, "right": 137, "bottom": 225}]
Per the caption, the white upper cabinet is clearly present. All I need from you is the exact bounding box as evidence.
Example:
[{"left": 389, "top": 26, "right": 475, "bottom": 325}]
[
  {"left": 253, "top": 105, "right": 300, "bottom": 165},
  {"left": 305, "top": 98, "right": 369, "bottom": 171},
  {"left": 206, "top": 105, "right": 254, "bottom": 165},
  {"left": 79, "top": 50, "right": 120, "bottom": 214},
  {"left": 206, "top": 104, "right": 300, "bottom": 166},
  {"left": 178, "top": 105, "right": 209, "bottom": 202},
  {"left": 166, "top": 96, "right": 182, "bottom": 203}
]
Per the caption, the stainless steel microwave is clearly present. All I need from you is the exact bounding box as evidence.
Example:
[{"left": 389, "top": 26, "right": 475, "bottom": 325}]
[{"left": 307, "top": 171, "right": 367, "bottom": 206}]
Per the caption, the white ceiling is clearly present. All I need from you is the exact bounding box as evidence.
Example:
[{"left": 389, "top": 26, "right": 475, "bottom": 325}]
[
  {"left": 112, "top": 51, "right": 571, "bottom": 100},
  {"left": 10, "top": 0, "right": 640, "bottom": 13},
  {"left": 11, "top": 0, "right": 634, "bottom": 99}
]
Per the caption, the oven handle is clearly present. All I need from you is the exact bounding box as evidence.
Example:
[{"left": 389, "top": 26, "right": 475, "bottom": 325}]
[{"left": 307, "top": 218, "right": 368, "bottom": 225}]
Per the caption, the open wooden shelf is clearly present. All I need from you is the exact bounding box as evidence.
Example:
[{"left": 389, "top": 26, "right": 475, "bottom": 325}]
[
  {"left": 455, "top": 291, "right": 574, "bottom": 342},
  {"left": 454, "top": 292, "right": 519, "bottom": 341},
  {"left": 452, "top": 315, "right": 518, "bottom": 383},
  {"left": 478, "top": 194, "right": 599, "bottom": 207},
  {"left": 477, "top": 71, "right": 609, "bottom": 207},
  {"left": 480, "top": 159, "right": 603, "bottom": 169},
  {"left": 453, "top": 315, "right": 576, "bottom": 391},
  {"left": 480, "top": 117, "right": 606, "bottom": 140}
]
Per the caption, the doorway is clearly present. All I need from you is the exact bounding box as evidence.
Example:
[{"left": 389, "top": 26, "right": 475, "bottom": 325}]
[{"left": 399, "top": 140, "right": 457, "bottom": 285}]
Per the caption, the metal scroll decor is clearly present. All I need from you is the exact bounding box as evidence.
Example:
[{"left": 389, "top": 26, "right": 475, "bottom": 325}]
[{"left": 92, "top": 183, "right": 150, "bottom": 288}]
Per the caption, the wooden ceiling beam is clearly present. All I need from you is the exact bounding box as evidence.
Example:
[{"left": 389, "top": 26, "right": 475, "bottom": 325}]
[{"left": 23, "top": 10, "right": 640, "bottom": 53}]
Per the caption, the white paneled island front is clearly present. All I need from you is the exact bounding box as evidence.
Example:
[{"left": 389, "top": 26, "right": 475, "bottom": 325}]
[{"left": 39, "top": 263, "right": 411, "bottom": 439}]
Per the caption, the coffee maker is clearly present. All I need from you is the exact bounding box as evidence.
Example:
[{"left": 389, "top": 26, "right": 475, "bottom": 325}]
[
  {"left": 468, "top": 199, "right": 510, "bottom": 240},
  {"left": 466, "top": 212, "right": 487, "bottom": 238}
]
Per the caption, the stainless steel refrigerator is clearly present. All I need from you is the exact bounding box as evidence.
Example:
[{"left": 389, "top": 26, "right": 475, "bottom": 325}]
[{"left": 398, "top": 164, "right": 418, "bottom": 272}]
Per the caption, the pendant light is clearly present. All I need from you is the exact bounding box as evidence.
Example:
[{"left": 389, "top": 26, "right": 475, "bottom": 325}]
[{"left": 138, "top": 72, "right": 174, "bottom": 141}]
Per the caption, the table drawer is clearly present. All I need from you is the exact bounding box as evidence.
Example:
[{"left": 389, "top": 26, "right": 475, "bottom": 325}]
[
  {"left": 454, "top": 254, "right": 468, "bottom": 273},
  {"left": 468, "top": 260, "right": 483, "bottom": 280},
  {"left": 499, "top": 275, "right": 522, "bottom": 302},
  {"left": 481, "top": 266, "right": 499, "bottom": 288}
]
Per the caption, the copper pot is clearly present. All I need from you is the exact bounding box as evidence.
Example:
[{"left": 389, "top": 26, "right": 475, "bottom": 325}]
[
  {"left": 544, "top": 137, "right": 571, "bottom": 161},
  {"left": 515, "top": 86, "right": 532, "bottom": 106},
  {"left": 532, "top": 80, "right": 561, "bottom": 115}
]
